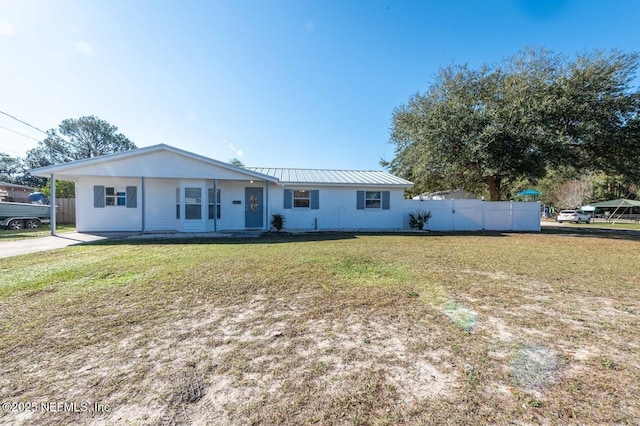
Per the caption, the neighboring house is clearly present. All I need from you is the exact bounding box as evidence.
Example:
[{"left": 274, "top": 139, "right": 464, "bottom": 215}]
[
  {"left": 412, "top": 189, "right": 476, "bottom": 201},
  {"left": 0, "top": 181, "right": 35, "bottom": 202},
  {"left": 31, "top": 144, "right": 413, "bottom": 233}
]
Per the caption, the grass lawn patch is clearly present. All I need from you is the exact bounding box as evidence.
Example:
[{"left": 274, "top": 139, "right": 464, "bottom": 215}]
[
  {"left": 0, "top": 232, "right": 639, "bottom": 424},
  {"left": 0, "top": 224, "right": 75, "bottom": 241}
]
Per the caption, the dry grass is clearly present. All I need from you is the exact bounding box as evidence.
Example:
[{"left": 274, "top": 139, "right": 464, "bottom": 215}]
[{"left": 0, "top": 231, "right": 639, "bottom": 425}]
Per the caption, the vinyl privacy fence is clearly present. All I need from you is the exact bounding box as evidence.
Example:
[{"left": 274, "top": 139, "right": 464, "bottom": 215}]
[{"left": 403, "top": 199, "right": 541, "bottom": 232}]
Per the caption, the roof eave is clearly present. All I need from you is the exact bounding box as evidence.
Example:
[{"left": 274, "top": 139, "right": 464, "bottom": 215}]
[
  {"left": 279, "top": 182, "right": 413, "bottom": 188},
  {"left": 30, "top": 144, "right": 279, "bottom": 183}
]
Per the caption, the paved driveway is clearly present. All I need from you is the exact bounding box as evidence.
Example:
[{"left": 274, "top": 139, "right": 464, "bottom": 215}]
[
  {"left": 0, "top": 233, "right": 109, "bottom": 259},
  {"left": 0, "top": 230, "right": 265, "bottom": 259}
]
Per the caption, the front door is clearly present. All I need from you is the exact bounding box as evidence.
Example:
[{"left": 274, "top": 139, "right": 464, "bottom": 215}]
[{"left": 245, "top": 187, "right": 263, "bottom": 228}]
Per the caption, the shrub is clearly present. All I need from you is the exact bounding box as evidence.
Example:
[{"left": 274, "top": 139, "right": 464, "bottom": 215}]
[
  {"left": 409, "top": 210, "right": 432, "bottom": 230},
  {"left": 271, "top": 214, "right": 285, "bottom": 231}
]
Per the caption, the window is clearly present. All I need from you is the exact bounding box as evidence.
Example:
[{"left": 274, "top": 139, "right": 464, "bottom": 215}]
[
  {"left": 94, "top": 186, "right": 136, "bottom": 208},
  {"left": 106, "top": 187, "right": 126, "bottom": 206},
  {"left": 293, "top": 190, "right": 310, "bottom": 208},
  {"left": 208, "top": 188, "right": 221, "bottom": 219},
  {"left": 185, "top": 188, "right": 202, "bottom": 220},
  {"left": 356, "top": 190, "right": 390, "bottom": 210},
  {"left": 284, "top": 189, "right": 319, "bottom": 209},
  {"left": 365, "top": 191, "right": 381, "bottom": 209}
]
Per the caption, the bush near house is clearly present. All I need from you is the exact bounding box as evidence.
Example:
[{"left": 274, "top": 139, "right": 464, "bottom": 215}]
[
  {"left": 271, "top": 213, "right": 285, "bottom": 231},
  {"left": 409, "top": 210, "right": 432, "bottom": 230}
]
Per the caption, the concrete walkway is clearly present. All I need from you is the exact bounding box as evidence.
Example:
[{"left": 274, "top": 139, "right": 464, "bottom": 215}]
[{"left": 0, "top": 232, "right": 109, "bottom": 259}]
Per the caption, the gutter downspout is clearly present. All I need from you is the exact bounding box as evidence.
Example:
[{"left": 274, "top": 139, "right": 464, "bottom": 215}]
[{"left": 50, "top": 174, "right": 56, "bottom": 236}]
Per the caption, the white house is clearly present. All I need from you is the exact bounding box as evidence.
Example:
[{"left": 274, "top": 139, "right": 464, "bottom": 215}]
[{"left": 31, "top": 144, "right": 414, "bottom": 234}]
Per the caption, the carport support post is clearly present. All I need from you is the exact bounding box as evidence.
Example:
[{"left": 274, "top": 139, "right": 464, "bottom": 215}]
[{"left": 50, "top": 174, "right": 56, "bottom": 236}]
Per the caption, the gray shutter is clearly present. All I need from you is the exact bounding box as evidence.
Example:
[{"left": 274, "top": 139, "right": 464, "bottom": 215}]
[
  {"left": 93, "top": 186, "right": 105, "bottom": 208},
  {"left": 310, "top": 190, "right": 319, "bottom": 209},
  {"left": 126, "top": 186, "right": 137, "bottom": 208},
  {"left": 382, "top": 191, "right": 390, "bottom": 210},
  {"left": 283, "top": 189, "right": 292, "bottom": 209},
  {"left": 356, "top": 191, "right": 365, "bottom": 210}
]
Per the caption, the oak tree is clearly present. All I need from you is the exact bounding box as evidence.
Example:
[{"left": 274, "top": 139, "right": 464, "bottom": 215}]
[{"left": 385, "top": 49, "right": 640, "bottom": 200}]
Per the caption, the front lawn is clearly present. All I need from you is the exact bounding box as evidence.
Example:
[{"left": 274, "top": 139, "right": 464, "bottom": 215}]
[
  {"left": 0, "top": 232, "right": 638, "bottom": 424},
  {"left": 0, "top": 224, "right": 75, "bottom": 241}
]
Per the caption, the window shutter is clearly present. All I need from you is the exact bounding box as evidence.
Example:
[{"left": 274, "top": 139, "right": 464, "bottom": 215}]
[
  {"left": 382, "top": 191, "right": 390, "bottom": 210},
  {"left": 310, "top": 190, "right": 319, "bottom": 209},
  {"left": 126, "top": 186, "right": 137, "bottom": 208},
  {"left": 356, "top": 191, "right": 365, "bottom": 210},
  {"left": 283, "top": 189, "right": 292, "bottom": 209},
  {"left": 93, "top": 186, "right": 105, "bottom": 208}
]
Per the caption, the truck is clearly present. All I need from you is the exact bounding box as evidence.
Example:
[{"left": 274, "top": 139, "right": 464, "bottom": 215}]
[{"left": 0, "top": 192, "right": 52, "bottom": 230}]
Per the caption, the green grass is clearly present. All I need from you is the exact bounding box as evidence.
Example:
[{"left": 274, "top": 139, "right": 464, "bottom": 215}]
[
  {"left": 0, "top": 224, "right": 75, "bottom": 241},
  {"left": 545, "top": 219, "right": 640, "bottom": 230},
  {"left": 0, "top": 231, "right": 639, "bottom": 425},
  {"left": 588, "top": 221, "right": 640, "bottom": 230}
]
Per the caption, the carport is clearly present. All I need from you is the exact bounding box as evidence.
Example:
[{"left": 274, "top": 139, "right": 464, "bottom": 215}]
[{"left": 588, "top": 199, "right": 640, "bottom": 222}]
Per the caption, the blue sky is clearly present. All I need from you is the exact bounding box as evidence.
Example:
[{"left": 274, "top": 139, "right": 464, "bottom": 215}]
[{"left": 1, "top": 0, "right": 639, "bottom": 170}]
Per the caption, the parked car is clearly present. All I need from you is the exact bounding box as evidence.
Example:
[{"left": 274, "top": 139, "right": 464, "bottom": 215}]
[{"left": 556, "top": 210, "right": 591, "bottom": 224}]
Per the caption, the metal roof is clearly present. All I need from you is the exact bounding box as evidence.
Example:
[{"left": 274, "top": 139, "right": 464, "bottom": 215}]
[
  {"left": 589, "top": 198, "right": 640, "bottom": 208},
  {"left": 246, "top": 168, "right": 413, "bottom": 187}
]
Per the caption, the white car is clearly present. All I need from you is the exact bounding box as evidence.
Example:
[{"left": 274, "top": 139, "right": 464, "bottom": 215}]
[{"left": 556, "top": 210, "right": 591, "bottom": 224}]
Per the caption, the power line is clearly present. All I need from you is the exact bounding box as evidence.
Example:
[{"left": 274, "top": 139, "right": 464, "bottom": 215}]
[
  {"left": 0, "top": 124, "right": 40, "bottom": 141},
  {"left": 0, "top": 110, "right": 48, "bottom": 135}
]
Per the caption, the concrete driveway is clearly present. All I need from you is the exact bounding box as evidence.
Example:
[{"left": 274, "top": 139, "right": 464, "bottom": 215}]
[
  {"left": 0, "top": 233, "right": 109, "bottom": 259},
  {"left": 0, "top": 230, "right": 265, "bottom": 259}
]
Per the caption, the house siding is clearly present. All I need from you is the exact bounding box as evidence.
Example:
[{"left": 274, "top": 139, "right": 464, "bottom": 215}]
[
  {"left": 76, "top": 177, "right": 273, "bottom": 232},
  {"left": 271, "top": 186, "right": 406, "bottom": 230},
  {"left": 145, "top": 178, "right": 180, "bottom": 231},
  {"left": 213, "top": 181, "right": 267, "bottom": 231},
  {"left": 76, "top": 177, "right": 142, "bottom": 232}
]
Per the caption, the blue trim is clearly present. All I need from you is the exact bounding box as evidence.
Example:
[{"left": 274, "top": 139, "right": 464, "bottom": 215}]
[
  {"left": 382, "top": 191, "right": 390, "bottom": 210},
  {"left": 283, "top": 189, "right": 292, "bottom": 209},
  {"left": 310, "top": 190, "right": 319, "bottom": 209},
  {"left": 356, "top": 191, "right": 365, "bottom": 210}
]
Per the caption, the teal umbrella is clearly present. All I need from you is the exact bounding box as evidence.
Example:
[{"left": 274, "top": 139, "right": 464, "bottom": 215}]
[
  {"left": 516, "top": 189, "right": 540, "bottom": 196},
  {"left": 515, "top": 189, "right": 540, "bottom": 201}
]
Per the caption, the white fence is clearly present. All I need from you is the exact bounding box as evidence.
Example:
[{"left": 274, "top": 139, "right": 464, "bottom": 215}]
[{"left": 404, "top": 199, "right": 541, "bottom": 232}]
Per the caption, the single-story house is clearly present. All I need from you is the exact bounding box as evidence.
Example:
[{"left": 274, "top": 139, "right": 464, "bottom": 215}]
[
  {"left": 0, "top": 181, "right": 35, "bottom": 202},
  {"left": 31, "top": 144, "right": 413, "bottom": 234}
]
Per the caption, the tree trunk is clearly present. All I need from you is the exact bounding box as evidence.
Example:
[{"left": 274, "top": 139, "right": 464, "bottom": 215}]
[{"left": 485, "top": 176, "right": 502, "bottom": 201}]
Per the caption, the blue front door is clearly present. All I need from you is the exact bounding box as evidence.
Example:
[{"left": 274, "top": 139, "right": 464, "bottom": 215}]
[{"left": 245, "top": 187, "right": 263, "bottom": 228}]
